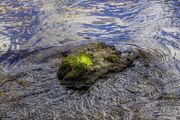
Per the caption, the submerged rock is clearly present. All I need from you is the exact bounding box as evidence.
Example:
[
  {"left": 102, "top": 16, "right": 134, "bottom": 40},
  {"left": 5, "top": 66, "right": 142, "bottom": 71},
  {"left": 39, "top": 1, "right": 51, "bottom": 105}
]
[{"left": 58, "top": 42, "right": 138, "bottom": 89}]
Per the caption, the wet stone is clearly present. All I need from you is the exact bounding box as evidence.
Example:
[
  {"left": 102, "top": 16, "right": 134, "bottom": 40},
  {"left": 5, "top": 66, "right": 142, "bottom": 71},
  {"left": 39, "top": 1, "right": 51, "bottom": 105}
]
[{"left": 57, "top": 42, "right": 138, "bottom": 89}]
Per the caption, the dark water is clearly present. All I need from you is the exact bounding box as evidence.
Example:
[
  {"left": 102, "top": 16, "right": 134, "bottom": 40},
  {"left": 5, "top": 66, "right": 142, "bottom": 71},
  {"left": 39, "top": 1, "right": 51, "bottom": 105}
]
[{"left": 0, "top": 0, "right": 180, "bottom": 119}]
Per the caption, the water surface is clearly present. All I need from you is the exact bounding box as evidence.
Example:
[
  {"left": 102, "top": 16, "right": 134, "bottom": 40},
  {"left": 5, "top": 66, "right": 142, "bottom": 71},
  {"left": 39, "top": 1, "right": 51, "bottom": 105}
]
[{"left": 0, "top": 0, "right": 180, "bottom": 119}]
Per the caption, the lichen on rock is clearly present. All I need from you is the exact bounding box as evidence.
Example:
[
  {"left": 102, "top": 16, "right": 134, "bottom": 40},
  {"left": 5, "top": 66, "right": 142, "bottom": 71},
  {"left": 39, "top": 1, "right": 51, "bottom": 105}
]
[{"left": 58, "top": 42, "right": 136, "bottom": 89}]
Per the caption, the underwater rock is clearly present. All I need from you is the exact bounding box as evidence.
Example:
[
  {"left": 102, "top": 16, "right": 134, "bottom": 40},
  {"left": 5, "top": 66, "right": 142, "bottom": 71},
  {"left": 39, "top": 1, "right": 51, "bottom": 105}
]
[{"left": 58, "top": 42, "right": 138, "bottom": 89}]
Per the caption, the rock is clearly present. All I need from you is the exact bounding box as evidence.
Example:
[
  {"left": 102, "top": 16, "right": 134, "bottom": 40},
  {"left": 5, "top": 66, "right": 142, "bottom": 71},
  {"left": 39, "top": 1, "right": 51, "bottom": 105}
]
[{"left": 57, "top": 42, "right": 138, "bottom": 89}]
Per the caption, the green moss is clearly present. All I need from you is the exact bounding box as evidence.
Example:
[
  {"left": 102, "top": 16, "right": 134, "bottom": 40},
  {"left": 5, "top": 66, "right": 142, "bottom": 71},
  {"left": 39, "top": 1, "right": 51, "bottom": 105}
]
[
  {"left": 59, "top": 53, "right": 93, "bottom": 80},
  {"left": 106, "top": 54, "right": 119, "bottom": 63}
]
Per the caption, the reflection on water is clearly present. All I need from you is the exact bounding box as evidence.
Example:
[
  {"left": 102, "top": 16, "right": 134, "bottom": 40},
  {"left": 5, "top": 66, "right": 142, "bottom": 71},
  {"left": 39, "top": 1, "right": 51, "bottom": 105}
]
[
  {"left": 0, "top": 0, "right": 180, "bottom": 119},
  {"left": 0, "top": 0, "right": 39, "bottom": 52}
]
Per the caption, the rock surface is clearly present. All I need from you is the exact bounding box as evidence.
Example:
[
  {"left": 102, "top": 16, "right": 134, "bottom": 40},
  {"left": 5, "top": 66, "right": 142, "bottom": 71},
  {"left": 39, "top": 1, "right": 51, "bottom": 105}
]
[{"left": 58, "top": 42, "right": 139, "bottom": 89}]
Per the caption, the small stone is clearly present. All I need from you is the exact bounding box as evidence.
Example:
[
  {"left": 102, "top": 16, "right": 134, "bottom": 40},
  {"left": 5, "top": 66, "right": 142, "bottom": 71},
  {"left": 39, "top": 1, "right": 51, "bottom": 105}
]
[
  {"left": 17, "top": 80, "right": 27, "bottom": 86},
  {"left": 0, "top": 91, "right": 5, "bottom": 97}
]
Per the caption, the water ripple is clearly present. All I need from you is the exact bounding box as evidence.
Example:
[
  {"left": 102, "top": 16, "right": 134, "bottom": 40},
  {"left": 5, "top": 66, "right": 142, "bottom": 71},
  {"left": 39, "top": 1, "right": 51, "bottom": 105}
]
[{"left": 0, "top": 0, "right": 180, "bottom": 119}]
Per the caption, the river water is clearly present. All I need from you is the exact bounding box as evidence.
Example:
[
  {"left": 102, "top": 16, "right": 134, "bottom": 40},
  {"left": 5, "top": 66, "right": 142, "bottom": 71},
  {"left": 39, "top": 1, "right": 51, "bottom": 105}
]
[{"left": 0, "top": 0, "right": 180, "bottom": 119}]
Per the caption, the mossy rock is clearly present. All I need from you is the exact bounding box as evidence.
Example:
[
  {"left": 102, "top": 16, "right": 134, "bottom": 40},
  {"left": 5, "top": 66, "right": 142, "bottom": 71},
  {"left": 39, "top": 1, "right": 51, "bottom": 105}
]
[
  {"left": 59, "top": 53, "right": 92, "bottom": 80},
  {"left": 58, "top": 42, "right": 136, "bottom": 89}
]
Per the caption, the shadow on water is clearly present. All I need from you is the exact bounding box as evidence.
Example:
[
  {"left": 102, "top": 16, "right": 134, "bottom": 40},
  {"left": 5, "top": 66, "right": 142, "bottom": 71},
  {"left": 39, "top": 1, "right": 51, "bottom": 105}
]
[{"left": 0, "top": 0, "right": 180, "bottom": 119}]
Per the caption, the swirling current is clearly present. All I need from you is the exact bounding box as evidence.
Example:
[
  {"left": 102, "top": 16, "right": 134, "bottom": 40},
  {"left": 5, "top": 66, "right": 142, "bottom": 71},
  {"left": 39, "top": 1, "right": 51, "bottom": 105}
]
[{"left": 0, "top": 0, "right": 180, "bottom": 119}]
